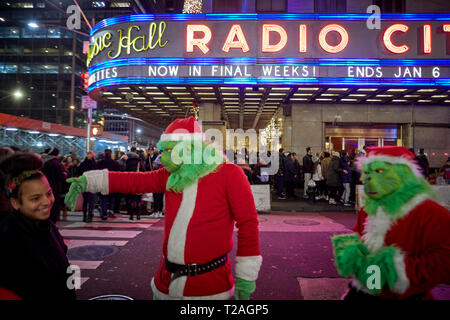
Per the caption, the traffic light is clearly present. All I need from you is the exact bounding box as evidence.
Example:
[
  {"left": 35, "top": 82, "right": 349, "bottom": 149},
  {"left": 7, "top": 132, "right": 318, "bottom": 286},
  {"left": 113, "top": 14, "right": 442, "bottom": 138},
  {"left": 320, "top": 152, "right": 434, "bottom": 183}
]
[
  {"left": 91, "top": 125, "right": 103, "bottom": 137},
  {"left": 98, "top": 116, "right": 105, "bottom": 127},
  {"left": 81, "top": 72, "right": 89, "bottom": 91}
]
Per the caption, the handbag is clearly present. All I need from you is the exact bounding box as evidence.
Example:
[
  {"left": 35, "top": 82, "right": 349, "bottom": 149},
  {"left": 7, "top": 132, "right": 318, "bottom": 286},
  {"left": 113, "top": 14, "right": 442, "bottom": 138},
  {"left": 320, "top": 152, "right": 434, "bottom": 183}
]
[{"left": 307, "top": 179, "right": 316, "bottom": 187}]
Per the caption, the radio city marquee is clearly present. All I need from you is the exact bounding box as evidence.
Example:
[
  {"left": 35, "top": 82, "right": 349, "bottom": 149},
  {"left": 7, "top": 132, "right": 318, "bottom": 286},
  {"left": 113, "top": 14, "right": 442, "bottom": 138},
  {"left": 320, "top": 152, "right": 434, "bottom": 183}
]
[{"left": 86, "top": 14, "right": 450, "bottom": 89}]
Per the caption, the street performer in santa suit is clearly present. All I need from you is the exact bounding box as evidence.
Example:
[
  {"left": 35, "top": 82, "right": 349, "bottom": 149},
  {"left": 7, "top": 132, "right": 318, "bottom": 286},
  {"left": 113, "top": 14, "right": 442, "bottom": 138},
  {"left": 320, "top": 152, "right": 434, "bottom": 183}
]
[
  {"left": 65, "top": 116, "right": 262, "bottom": 300},
  {"left": 332, "top": 146, "right": 450, "bottom": 300}
]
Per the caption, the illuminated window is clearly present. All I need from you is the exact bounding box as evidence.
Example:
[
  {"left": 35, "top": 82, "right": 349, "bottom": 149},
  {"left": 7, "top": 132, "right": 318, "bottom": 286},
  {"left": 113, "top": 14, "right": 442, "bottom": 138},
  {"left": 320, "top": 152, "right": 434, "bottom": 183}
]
[
  {"left": 11, "top": 2, "right": 34, "bottom": 8},
  {"left": 315, "top": 0, "right": 346, "bottom": 13},
  {"left": 374, "top": 0, "right": 405, "bottom": 13},
  {"left": 92, "top": 1, "right": 105, "bottom": 8},
  {"left": 256, "top": 0, "right": 286, "bottom": 12},
  {"left": 0, "top": 63, "right": 18, "bottom": 73},
  {"left": 0, "top": 27, "right": 20, "bottom": 38},
  {"left": 111, "top": 2, "right": 130, "bottom": 7}
]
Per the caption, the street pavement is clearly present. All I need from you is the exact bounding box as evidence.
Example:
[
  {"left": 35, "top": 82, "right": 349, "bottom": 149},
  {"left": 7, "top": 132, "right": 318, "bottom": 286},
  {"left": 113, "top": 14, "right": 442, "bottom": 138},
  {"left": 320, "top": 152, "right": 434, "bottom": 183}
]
[{"left": 56, "top": 210, "right": 450, "bottom": 300}]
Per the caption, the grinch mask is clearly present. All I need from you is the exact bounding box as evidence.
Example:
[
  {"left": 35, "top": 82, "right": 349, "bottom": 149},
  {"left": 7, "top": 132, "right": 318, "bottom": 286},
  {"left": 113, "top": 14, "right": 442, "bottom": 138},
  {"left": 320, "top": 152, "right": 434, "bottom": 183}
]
[
  {"left": 362, "top": 161, "right": 402, "bottom": 200},
  {"left": 361, "top": 160, "right": 433, "bottom": 218},
  {"left": 158, "top": 139, "right": 225, "bottom": 193}
]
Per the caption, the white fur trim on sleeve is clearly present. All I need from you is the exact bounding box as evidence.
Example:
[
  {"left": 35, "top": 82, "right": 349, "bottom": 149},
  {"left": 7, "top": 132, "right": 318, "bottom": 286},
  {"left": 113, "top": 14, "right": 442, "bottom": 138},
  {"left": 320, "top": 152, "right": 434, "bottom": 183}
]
[
  {"left": 83, "top": 169, "right": 109, "bottom": 195},
  {"left": 392, "top": 249, "right": 410, "bottom": 294},
  {"left": 235, "top": 255, "right": 262, "bottom": 281}
]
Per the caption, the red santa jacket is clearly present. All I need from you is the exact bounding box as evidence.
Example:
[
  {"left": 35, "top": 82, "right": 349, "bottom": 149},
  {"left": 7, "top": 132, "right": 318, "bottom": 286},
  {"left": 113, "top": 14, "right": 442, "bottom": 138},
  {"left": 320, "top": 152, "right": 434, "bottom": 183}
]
[
  {"left": 84, "top": 162, "right": 261, "bottom": 299},
  {"left": 353, "top": 194, "right": 450, "bottom": 299}
]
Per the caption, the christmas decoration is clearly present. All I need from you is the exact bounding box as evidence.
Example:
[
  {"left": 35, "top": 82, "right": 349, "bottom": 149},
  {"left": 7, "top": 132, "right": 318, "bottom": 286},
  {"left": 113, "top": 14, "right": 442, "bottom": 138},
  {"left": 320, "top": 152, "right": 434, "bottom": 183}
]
[{"left": 183, "top": 0, "right": 202, "bottom": 13}]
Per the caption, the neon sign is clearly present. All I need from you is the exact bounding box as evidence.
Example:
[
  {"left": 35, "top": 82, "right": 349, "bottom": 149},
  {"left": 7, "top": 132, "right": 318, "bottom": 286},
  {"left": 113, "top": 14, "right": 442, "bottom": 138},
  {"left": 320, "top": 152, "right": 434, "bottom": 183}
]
[
  {"left": 87, "top": 14, "right": 450, "bottom": 89},
  {"left": 87, "top": 21, "right": 168, "bottom": 66}
]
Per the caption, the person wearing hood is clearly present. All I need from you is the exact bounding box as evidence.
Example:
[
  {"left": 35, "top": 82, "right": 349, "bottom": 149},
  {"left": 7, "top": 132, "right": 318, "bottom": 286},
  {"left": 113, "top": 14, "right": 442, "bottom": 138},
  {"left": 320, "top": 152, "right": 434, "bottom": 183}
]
[
  {"left": 79, "top": 151, "right": 97, "bottom": 222},
  {"left": 41, "top": 147, "right": 68, "bottom": 223}
]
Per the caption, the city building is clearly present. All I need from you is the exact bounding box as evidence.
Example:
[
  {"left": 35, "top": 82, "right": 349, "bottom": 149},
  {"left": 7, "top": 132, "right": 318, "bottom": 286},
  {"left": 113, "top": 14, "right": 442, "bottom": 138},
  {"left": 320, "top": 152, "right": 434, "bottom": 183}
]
[
  {"left": 85, "top": 0, "right": 449, "bottom": 168},
  {"left": 1, "top": 0, "right": 449, "bottom": 167},
  {"left": 0, "top": 0, "right": 180, "bottom": 153}
]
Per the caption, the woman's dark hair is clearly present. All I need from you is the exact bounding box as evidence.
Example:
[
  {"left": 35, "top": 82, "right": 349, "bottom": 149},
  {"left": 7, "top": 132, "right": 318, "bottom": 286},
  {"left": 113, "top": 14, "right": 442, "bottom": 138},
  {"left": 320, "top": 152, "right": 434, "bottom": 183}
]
[{"left": 0, "top": 152, "right": 45, "bottom": 201}]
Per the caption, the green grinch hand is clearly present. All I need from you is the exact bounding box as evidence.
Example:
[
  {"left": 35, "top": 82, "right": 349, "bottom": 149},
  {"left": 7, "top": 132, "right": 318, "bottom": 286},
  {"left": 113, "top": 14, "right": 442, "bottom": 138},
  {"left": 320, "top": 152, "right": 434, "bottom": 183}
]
[
  {"left": 355, "top": 246, "right": 398, "bottom": 295},
  {"left": 65, "top": 176, "right": 87, "bottom": 211},
  {"left": 332, "top": 234, "right": 370, "bottom": 277},
  {"left": 234, "top": 278, "right": 256, "bottom": 300}
]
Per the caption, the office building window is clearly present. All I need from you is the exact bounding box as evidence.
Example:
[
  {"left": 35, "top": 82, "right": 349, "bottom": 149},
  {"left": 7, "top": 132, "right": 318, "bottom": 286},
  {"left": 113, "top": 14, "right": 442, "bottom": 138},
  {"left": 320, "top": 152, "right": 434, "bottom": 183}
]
[
  {"left": 111, "top": 2, "right": 131, "bottom": 7},
  {"left": 22, "top": 63, "right": 59, "bottom": 74},
  {"left": 0, "top": 63, "right": 18, "bottom": 73},
  {"left": 374, "top": 0, "right": 405, "bottom": 13},
  {"left": 213, "top": 0, "right": 240, "bottom": 12},
  {"left": 315, "top": 0, "right": 346, "bottom": 13},
  {"left": 92, "top": 1, "right": 106, "bottom": 8},
  {"left": 256, "top": 0, "right": 287, "bottom": 12},
  {"left": 11, "top": 2, "right": 34, "bottom": 8},
  {"left": 0, "top": 27, "right": 20, "bottom": 38}
]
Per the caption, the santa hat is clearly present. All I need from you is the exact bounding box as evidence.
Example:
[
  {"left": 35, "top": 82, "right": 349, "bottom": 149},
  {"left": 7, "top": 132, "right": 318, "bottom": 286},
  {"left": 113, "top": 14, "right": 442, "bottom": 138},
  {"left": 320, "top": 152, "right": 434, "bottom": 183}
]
[
  {"left": 356, "top": 146, "right": 423, "bottom": 178},
  {"left": 159, "top": 116, "right": 204, "bottom": 142}
]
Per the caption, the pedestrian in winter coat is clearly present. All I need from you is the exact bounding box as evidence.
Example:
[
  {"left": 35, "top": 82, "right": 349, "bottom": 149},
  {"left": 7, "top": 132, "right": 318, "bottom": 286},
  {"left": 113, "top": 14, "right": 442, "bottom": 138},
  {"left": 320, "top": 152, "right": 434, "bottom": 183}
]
[
  {"left": 0, "top": 147, "right": 15, "bottom": 221},
  {"left": 339, "top": 152, "right": 352, "bottom": 206},
  {"left": 68, "top": 158, "right": 81, "bottom": 178},
  {"left": 0, "top": 152, "right": 76, "bottom": 300},
  {"left": 284, "top": 153, "right": 299, "bottom": 199},
  {"left": 320, "top": 151, "right": 331, "bottom": 200},
  {"left": 327, "top": 152, "right": 341, "bottom": 205},
  {"left": 302, "top": 147, "right": 314, "bottom": 198},
  {"left": 79, "top": 151, "right": 97, "bottom": 222},
  {"left": 275, "top": 148, "right": 287, "bottom": 199},
  {"left": 97, "top": 149, "right": 121, "bottom": 220},
  {"left": 41, "top": 147, "right": 68, "bottom": 223},
  {"left": 126, "top": 147, "right": 145, "bottom": 220}
]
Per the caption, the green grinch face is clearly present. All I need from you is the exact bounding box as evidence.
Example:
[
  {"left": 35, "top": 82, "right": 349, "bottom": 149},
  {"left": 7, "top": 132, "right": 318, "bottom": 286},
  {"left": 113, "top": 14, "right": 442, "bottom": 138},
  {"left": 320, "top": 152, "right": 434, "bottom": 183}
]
[
  {"left": 362, "top": 161, "right": 403, "bottom": 200},
  {"left": 159, "top": 141, "right": 182, "bottom": 173}
]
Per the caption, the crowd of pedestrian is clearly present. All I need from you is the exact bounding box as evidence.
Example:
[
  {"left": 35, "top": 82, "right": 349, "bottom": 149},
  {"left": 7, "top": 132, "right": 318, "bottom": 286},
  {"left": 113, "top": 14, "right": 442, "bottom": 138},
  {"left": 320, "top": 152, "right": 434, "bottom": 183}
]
[
  {"left": 0, "top": 143, "right": 445, "bottom": 224},
  {"left": 0, "top": 145, "right": 164, "bottom": 224},
  {"left": 273, "top": 145, "right": 441, "bottom": 207}
]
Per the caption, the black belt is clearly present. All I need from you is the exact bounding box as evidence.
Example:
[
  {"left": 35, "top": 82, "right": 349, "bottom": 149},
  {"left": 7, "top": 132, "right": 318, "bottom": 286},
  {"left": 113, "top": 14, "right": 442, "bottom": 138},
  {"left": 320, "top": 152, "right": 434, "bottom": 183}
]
[{"left": 164, "top": 254, "right": 228, "bottom": 282}]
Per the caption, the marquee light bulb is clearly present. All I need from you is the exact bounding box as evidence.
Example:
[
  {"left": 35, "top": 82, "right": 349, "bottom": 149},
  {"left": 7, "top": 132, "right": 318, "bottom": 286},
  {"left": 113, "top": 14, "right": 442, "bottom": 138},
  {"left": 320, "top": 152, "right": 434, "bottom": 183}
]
[
  {"left": 186, "top": 24, "right": 212, "bottom": 54},
  {"left": 318, "top": 24, "right": 349, "bottom": 54},
  {"left": 383, "top": 24, "right": 409, "bottom": 54},
  {"left": 222, "top": 24, "right": 250, "bottom": 53},
  {"left": 262, "top": 24, "right": 288, "bottom": 53}
]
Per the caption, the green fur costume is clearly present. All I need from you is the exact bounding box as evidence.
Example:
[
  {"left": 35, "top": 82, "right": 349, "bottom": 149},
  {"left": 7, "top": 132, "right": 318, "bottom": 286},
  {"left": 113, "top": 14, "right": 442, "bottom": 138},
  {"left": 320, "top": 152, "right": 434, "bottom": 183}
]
[{"left": 332, "top": 148, "right": 435, "bottom": 296}]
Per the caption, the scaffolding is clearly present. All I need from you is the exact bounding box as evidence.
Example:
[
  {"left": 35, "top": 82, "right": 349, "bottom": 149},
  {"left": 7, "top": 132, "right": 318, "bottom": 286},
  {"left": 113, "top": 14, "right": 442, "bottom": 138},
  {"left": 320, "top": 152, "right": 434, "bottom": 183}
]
[{"left": 1, "top": 127, "right": 130, "bottom": 158}]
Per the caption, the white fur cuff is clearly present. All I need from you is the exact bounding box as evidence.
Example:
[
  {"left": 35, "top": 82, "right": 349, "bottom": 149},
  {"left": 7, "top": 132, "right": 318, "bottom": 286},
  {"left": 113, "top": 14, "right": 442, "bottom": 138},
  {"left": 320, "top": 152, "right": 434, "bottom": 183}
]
[
  {"left": 235, "top": 255, "right": 262, "bottom": 281},
  {"left": 392, "top": 249, "right": 410, "bottom": 294},
  {"left": 83, "top": 169, "right": 109, "bottom": 195}
]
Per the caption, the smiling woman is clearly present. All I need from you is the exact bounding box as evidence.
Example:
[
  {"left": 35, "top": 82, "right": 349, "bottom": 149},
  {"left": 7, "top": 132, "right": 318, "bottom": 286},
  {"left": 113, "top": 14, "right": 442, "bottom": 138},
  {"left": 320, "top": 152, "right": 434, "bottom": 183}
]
[{"left": 0, "top": 152, "right": 76, "bottom": 300}]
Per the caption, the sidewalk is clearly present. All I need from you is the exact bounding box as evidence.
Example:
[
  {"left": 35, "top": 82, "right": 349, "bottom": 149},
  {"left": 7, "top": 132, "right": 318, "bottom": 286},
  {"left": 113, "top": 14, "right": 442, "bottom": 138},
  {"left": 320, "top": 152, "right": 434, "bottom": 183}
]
[{"left": 270, "top": 190, "right": 357, "bottom": 213}]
